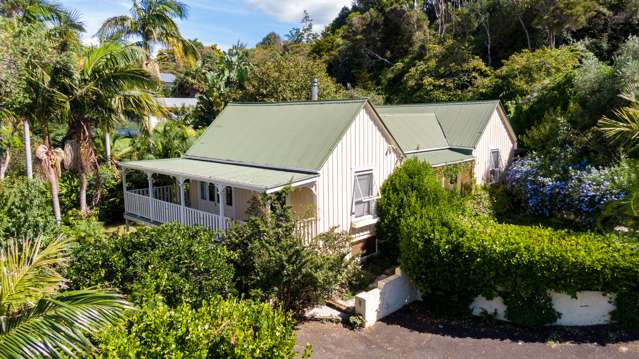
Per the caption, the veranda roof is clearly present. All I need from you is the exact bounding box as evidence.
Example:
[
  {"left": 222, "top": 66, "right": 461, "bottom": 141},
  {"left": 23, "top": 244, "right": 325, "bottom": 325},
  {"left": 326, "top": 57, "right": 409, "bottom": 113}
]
[
  {"left": 121, "top": 158, "right": 318, "bottom": 193},
  {"left": 407, "top": 149, "right": 475, "bottom": 167}
]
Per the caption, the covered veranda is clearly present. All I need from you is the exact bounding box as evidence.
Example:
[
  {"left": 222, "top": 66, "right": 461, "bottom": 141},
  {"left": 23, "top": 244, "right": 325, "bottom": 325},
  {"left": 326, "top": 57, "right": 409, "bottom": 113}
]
[{"left": 120, "top": 158, "right": 318, "bottom": 234}]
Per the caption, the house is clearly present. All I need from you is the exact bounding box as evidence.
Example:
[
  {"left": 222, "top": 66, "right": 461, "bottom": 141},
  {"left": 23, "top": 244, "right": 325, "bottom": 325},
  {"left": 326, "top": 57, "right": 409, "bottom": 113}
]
[
  {"left": 147, "top": 97, "right": 198, "bottom": 130},
  {"left": 377, "top": 100, "right": 517, "bottom": 185},
  {"left": 121, "top": 98, "right": 515, "bottom": 255}
]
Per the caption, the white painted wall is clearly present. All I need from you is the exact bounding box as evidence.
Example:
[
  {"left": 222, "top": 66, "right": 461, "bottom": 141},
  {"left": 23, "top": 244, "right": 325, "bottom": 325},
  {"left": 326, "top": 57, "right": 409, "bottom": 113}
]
[
  {"left": 470, "top": 291, "right": 616, "bottom": 326},
  {"left": 356, "top": 268, "right": 618, "bottom": 327},
  {"left": 472, "top": 107, "right": 517, "bottom": 184},
  {"left": 315, "top": 105, "right": 401, "bottom": 236},
  {"left": 355, "top": 268, "right": 421, "bottom": 327}
]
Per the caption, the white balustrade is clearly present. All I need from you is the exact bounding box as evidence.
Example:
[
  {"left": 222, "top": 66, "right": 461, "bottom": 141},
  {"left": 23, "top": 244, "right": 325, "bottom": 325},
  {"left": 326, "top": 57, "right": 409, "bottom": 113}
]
[
  {"left": 125, "top": 187, "right": 226, "bottom": 231},
  {"left": 125, "top": 186, "right": 318, "bottom": 242},
  {"left": 295, "top": 217, "right": 318, "bottom": 244}
]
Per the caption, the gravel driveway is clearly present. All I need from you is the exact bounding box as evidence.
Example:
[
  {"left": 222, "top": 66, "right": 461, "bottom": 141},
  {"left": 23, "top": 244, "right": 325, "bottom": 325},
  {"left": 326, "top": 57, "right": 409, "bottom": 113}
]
[{"left": 295, "top": 303, "right": 639, "bottom": 359}]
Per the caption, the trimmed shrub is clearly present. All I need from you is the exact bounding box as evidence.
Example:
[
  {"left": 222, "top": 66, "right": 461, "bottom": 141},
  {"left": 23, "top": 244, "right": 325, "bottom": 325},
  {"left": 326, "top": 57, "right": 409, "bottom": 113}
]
[
  {"left": 0, "top": 178, "right": 56, "bottom": 242},
  {"left": 96, "top": 296, "right": 303, "bottom": 358},
  {"left": 376, "top": 158, "right": 452, "bottom": 261},
  {"left": 381, "top": 159, "right": 639, "bottom": 327},
  {"left": 225, "top": 190, "right": 360, "bottom": 314},
  {"left": 66, "top": 222, "right": 235, "bottom": 307}
]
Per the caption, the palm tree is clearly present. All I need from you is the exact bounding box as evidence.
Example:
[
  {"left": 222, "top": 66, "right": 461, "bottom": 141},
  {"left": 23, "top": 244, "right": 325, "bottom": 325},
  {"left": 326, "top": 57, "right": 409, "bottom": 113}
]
[
  {"left": 61, "top": 42, "right": 164, "bottom": 213},
  {"left": 1, "top": 1, "right": 84, "bottom": 182},
  {"left": 97, "top": 0, "right": 198, "bottom": 71},
  {"left": 0, "top": 236, "right": 131, "bottom": 357},
  {"left": 599, "top": 90, "right": 639, "bottom": 154}
]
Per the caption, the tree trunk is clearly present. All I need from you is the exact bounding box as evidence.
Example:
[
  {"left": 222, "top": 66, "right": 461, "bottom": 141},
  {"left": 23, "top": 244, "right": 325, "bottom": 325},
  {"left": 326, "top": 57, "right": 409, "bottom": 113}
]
[
  {"left": 482, "top": 19, "right": 492, "bottom": 67},
  {"left": 518, "top": 14, "right": 532, "bottom": 50},
  {"left": 35, "top": 144, "right": 62, "bottom": 223},
  {"left": 23, "top": 119, "right": 33, "bottom": 179},
  {"left": 105, "top": 130, "right": 112, "bottom": 167},
  {"left": 0, "top": 146, "right": 10, "bottom": 180},
  {"left": 50, "top": 174, "right": 62, "bottom": 224},
  {"left": 79, "top": 172, "right": 89, "bottom": 213}
]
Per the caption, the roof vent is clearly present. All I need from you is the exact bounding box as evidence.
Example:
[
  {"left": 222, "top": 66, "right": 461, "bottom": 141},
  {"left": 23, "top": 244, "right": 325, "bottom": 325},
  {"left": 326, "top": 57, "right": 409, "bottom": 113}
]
[{"left": 311, "top": 78, "right": 318, "bottom": 101}]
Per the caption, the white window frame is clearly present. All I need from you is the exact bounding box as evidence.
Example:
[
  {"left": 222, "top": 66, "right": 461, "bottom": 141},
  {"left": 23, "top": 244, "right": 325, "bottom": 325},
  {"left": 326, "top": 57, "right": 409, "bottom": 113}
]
[
  {"left": 490, "top": 149, "right": 501, "bottom": 170},
  {"left": 199, "top": 182, "right": 208, "bottom": 201},
  {"left": 208, "top": 183, "right": 219, "bottom": 203},
  {"left": 489, "top": 149, "right": 501, "bottom": 183},
  {"left": 351, "top": 169, "right": 378, "bottom": 219}
]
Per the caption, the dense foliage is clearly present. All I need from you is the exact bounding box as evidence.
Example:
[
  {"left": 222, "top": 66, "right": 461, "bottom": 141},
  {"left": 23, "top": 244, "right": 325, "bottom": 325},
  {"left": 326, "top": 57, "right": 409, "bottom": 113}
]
[
  {"left": 0, "top": 178, "right": 56, "bottom": 241},
  {"left": 95, "top": 297, "right": 302, "bottom": 358},
  {"left": 379, "top": 159, "right": 639, "bottom": 328},
  {"left": 376, "top": 158, "right": 451, "bottom": 261},
  {"left": 503, "top": 156, "right": 626, "bottom": 228},
  {"left": 225, "top": 190, "right": 360, "bottom": 314},
  {"left": 67, "top": 223, "right": 235, "bottom": 307}
]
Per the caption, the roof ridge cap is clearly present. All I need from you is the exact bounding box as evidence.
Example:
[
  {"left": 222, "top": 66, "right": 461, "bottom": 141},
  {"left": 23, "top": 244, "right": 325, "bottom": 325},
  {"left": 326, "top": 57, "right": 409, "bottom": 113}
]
[{"left": 228, "top": 98, "right": 368, "bottom": 106}]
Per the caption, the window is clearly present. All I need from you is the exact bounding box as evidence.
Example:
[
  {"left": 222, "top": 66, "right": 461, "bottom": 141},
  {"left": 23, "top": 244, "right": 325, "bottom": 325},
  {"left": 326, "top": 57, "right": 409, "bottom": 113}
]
[
  {"left": 489, "top": 150, "right": 501, "bottom": 183},
  {"left": 490, "top": 149, "right": 501, "bottom": 170},
  {"left": 225, "top": 187, "right": 233, "bottom": 206},
  {"left": 208, "top": 183, "right": 219, "bottom": 203},
  {"left": 352, "top": 171, "right": 376, "bottom": 218},
  {"left": 199, "top": 182, "right": 208, "bottom": 201}
]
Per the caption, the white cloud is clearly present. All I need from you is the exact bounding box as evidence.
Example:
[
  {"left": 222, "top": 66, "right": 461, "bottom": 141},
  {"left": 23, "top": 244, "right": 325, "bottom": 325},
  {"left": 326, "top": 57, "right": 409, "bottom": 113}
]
[{"left": 246, "top": 0, "right": 351, "bottom": 27}]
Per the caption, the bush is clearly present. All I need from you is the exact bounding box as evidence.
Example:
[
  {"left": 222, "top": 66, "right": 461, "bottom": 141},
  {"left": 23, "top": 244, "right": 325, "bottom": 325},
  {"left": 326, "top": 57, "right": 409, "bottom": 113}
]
[
  {"left": 0, "top": 177, "right": 56, "bottom": 242},
  {"left": 96, "top": 296, "right": 303, "bottom": 358},
  {"left": 225, "top": 190, "right": 359, "bottom": 315},
  {"left": 376, "top": 158, "right": 452, "bottom": 261},
  {"left": 381, "top": 159, "right": 639, "bottom": 328},
  {"left": 67, "top": 223, "right": 235, "bottom": 307},
  {"left": 59, "top": 166, "right": 123, "bottom": 224}
]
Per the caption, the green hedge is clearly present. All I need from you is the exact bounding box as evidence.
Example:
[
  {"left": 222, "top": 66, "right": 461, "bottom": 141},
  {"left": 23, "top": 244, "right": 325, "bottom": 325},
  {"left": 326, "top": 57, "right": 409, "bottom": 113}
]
[
  {"left": 96, "top": 296, "right": 305, "bottom": 358},
  {"left": 67, "top": 222, "right": 235, "bottom": 307},
  {"left": 381, "top": 159, "right": 639, "bottom": 328}
]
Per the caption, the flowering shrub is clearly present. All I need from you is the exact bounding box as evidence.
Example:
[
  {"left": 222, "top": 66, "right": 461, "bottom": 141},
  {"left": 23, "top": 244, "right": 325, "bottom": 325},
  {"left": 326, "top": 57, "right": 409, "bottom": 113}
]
[{"left": 504, "top": 156, "right": 625, "bottom": 225}]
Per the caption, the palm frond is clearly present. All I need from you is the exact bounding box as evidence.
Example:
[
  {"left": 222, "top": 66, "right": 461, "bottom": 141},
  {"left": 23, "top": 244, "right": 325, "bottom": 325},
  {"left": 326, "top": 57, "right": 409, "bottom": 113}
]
[
  {"left": 0, "top": 237, "right": 72, "bottom": 314},
  {"left": 599, "top": 103, "right": 639, "bottom": 153},
  {"left": 0, "top": 290, "right": 132, "bottom": 358},
  {"left": 96, "top": 15, "right": 136, "bottom": 42}
]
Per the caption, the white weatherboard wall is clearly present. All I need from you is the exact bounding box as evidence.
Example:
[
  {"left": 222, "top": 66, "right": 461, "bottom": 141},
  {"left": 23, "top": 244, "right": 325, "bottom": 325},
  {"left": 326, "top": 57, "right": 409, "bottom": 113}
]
[
  {"left": 315, "top": 105, "right": 401, "bottom": 233},
  {"left": 472, "top": 107, "right": 516, "bottom": 184}
]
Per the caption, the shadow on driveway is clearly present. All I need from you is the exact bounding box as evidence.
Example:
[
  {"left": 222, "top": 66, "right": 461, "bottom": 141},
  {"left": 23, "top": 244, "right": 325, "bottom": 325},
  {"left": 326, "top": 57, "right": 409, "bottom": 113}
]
[{"left": 295, "top": 302, "right": 639, "bottom": 359}]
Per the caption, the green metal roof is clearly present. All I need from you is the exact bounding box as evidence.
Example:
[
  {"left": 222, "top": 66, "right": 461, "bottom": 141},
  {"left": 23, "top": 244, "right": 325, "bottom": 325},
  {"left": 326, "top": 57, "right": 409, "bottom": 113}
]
[
  {"left": 121, "top": 158, "right": 317, "bottom": 192},
  {"left": 377, "top": 112, "right": 448, "bottom": 152},
  {"left": 377, "top": 100, "right": 500, "bottom": 148},
  {"left": 185, "top": 99, "right": 368, "bottom": 171},
  {"left": 408, "top": 149, "right": 475, "bottom": 167}
]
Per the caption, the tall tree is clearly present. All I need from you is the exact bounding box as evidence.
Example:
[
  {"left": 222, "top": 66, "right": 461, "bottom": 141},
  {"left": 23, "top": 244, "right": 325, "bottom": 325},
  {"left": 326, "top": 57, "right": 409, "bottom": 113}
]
[
  {"left": 97, "top": 0, "right": 198, "bottom": 72},
  {"left": 534, "top": 0, "right": 603, "bottom": 48},
  {"left": 60, "top": 43, "right": 164, "bottom": 213}
]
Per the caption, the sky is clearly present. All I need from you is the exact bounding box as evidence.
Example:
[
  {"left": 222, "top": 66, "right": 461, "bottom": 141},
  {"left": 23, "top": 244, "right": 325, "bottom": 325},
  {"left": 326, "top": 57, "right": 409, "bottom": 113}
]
[{"left": 59, "top": 0, "right": 351, "bottom": 50}]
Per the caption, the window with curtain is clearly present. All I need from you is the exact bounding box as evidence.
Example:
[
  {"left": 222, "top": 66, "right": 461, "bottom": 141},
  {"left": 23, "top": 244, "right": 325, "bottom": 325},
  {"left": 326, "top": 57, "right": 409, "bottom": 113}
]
[{"left": 352, "top": 171, "right": 376, "bottom": 218}]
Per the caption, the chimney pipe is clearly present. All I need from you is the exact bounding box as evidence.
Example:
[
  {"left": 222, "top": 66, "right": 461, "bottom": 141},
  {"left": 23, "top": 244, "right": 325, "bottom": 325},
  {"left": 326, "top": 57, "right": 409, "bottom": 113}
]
[{"left": 311, "top": 78, "right": 318, "bottom": 101}]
